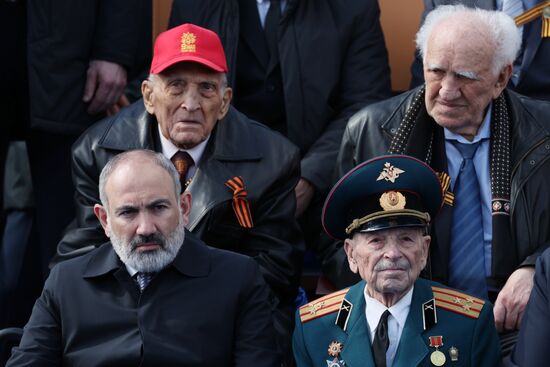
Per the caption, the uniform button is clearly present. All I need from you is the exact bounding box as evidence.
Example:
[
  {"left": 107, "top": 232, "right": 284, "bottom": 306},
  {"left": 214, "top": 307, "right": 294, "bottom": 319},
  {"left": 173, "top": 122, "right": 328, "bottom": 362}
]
[
  {"left": 545, "top": 144, "right": 550, "bottom": 150},
  {"left": 390, "top": 128, "right": 397, "bottom": 133},
  {"left": 266, "top": 84, "right": 276, "bottom": 92},
  {"left": 530, "top": 160, "right": 536, "bottom": 165}
]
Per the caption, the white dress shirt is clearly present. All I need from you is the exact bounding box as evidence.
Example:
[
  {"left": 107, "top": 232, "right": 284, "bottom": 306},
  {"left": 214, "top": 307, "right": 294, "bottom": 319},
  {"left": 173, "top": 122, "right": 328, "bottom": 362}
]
[
  {"left": 157, "top": 124, "right": 209, "bottom": 180},
  {"left": 364, "top": 286, "right": 414, "bottom": 367}
]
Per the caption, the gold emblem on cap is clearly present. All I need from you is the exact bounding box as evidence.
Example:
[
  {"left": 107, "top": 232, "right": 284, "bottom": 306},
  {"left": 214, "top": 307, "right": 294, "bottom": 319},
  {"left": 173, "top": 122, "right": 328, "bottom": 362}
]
[
  {"left": 181, "top": 32, "right": 197, "bottom": 53},
  {"left": 379, "top": 191, "right": 406, "bottom": 211},
  {"left": 327, "top": 341, "right": 343, "bottom": 357},
  {"left": 377, "top": 162, "right": 405, "bottom": 183}
]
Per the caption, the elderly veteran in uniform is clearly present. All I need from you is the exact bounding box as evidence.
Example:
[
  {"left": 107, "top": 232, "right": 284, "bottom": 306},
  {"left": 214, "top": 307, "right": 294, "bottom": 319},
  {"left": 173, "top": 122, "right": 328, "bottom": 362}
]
[
  {"left": 293, "top": 155, "right": 500, "bottom": 367},
  {"left": 319, "top": 4, "right": 550, "bottom": 337},
  {"left": 7, "top": 150, "right": 280, "bottom": 366},
  {"left": 52, "top": 23, "right": 303, "bottom": 356}
]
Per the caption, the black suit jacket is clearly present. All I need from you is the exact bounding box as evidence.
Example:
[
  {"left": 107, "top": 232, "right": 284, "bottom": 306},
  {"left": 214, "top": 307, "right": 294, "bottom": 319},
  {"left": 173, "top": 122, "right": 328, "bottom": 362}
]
[
  {"left": 8, "top": 231, "right": 280, "bottom": 366},
  {"left": 169, "top": 0, "right": 391, "bottom": 194},
  {"left": 411, "top": 0, "right": 550, "bottom": 102},
  {"left": 55, "top": 101, "right": 303, "bottom": 306},
  {"left": 509, "top": 248, "right": 550, "bottom": 366}
]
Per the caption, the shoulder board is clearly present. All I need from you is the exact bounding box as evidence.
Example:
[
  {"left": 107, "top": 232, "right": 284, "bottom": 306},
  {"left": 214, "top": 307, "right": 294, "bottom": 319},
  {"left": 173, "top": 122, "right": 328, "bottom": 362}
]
[
  {"left": 299, "top": 288, "right": 350, "bottom": 323},
  {"left": 432, "top": 286, "right": 485, "bottom": 319}
]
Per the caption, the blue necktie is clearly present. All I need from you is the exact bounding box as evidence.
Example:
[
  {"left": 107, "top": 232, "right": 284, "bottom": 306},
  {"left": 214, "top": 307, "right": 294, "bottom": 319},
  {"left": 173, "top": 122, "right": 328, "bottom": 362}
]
[
  {"left": 448, "top": 141, "right": 488, "bottom": 299},
  {"left": 136, "top": 272, "right": 156, "bottom": 292}
]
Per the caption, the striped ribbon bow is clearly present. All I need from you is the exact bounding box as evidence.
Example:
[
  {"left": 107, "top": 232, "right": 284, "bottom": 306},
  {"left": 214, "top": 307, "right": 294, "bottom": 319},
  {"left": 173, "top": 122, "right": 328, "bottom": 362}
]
[
  {"left": 224, "top": 176, "right": 254, "bottom": 228},
  {"left": 514, "top": 1, "right": 550, "bottom": 37},
  {"left": 437, "top": 172, "right": 455, "bottom": 206}
]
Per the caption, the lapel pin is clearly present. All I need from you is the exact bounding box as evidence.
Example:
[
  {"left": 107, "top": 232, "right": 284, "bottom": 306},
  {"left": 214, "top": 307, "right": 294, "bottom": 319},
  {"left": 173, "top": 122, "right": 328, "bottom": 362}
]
[{"left": 449, "top": 346, "right": 459, "bottom": 362}]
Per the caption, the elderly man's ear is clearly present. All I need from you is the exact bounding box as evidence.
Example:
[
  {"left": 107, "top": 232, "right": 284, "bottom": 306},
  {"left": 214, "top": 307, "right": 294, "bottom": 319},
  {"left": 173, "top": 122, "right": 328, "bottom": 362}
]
[
  {"left": 94, "top": 204, "right": 111, "bottom": 238},
  {"left": 141, "top": 80, "right": 155, "bottom": 115},
  {"left": 492, "top": 64, "right": 513, "bottom": 99},
  {"left": 344, "top": 238, "right": 359, "bottom": 274},
  {"left": 218, "top": 87, "right": 233, "bottom": 120}
]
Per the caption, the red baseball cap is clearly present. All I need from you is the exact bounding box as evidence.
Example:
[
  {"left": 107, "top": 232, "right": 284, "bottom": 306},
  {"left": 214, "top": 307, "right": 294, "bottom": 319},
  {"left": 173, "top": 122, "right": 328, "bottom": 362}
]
[{"left": 150, "top": 23, "right": 228, "bottom": 74}]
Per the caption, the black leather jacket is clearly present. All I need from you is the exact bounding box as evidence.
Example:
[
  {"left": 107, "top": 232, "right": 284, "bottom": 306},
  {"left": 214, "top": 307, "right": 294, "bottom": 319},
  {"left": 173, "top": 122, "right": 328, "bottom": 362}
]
[
  {"left": 55, "top": 101, "right": 304, "bottom": 306},
  {"left": 320, "top": 87, "right": 550, "bottom": 289}
]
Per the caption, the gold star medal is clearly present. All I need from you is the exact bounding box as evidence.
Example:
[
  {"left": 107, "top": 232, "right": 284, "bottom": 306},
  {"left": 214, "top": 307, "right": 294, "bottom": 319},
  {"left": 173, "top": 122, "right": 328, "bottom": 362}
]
[{"left": 428, "top": 336, "right": 446, "bottom": 366}]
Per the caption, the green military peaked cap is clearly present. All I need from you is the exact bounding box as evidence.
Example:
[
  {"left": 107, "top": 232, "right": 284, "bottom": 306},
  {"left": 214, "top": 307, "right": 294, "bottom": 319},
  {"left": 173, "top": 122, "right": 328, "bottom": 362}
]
[{"left": 322, "top": 155, "right": 443, "bottom": 240}]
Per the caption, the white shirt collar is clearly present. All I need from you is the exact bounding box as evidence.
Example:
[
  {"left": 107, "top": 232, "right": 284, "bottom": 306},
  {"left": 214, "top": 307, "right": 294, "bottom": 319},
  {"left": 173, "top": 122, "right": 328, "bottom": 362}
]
[
  {"left": 157, "top": 124, "right": 209, "bottom": 166},
  {"left": 364, "top": 285, "right": 414, "bottom": 336},
  {"left": 125, "top": 263, "right": 138, "bottom": 277}
]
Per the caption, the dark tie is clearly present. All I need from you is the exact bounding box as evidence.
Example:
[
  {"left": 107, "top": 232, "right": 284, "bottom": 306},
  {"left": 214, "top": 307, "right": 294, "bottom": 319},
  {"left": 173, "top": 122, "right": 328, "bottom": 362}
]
[
  {"left": 135, "top": 272, "right": 156, "bottom": 292},
  {"left": 448, "top": 141, "right": 488, "bottom": 298},
  {"left": 372, "top": 310, "right": 390, "bottom": 367},
  {"left": 264, "top": 0, "right": 281, "bottom": 61},
  {"left": 171, "top": 151, "right": 194, "bottom": 190}
]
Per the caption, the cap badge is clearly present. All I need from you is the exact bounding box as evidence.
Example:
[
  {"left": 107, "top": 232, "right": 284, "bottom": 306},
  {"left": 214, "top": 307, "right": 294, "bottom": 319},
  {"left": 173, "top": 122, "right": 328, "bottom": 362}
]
[
  {"left": 377, "top": 162, "right": 404, "bottom": 183},
  {"left": 379, "top": 191, "right": 406, "bottom": 211},
  {"left": 181, "top": 32, "right": 197, "bottom": 53}
]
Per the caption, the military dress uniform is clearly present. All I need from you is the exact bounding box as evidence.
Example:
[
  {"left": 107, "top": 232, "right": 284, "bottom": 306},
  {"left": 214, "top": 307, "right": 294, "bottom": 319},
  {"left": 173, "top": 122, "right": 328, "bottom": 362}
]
[
  {"left": 292, "top": 155, "right": 501, "bottom": 367},
  {"left": 293, "top": 278, "right": 500, "bottom": 367}
]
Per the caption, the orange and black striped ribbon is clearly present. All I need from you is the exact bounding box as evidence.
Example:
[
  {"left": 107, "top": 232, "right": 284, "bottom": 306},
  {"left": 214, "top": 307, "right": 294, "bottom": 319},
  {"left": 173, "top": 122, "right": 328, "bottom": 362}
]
[
  {"left": 224, "top": 176, "right": 254, "bottom": 228},
  {"left": 437, "top": 172, "right": 454, "bottom": 206},
  {"left": 514, "top": 1, "right": 550, "bottom": 37}
]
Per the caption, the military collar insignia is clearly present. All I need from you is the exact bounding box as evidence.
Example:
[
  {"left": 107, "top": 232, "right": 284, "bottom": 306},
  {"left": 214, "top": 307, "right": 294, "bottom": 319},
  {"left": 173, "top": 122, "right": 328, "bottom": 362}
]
[
  {"left": 335, "top": 299, "right": 353, "bottom": 331},
  {"left": 326, "top": 341, "right": 345, "bottom": 367},
  {"left": 377, "top": 162, "right": 405, "bottom": 183},
  {"left": 422, "top": 298, "right": 437, "bottom": 331}
]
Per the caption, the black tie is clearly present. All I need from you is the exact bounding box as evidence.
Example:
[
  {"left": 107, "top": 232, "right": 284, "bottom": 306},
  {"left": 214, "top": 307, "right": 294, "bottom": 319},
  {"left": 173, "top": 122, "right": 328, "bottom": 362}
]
[
  {"left": 373, "top": 310, "right": 391, "bottom": 367},
  {"left": 264, "top": 0, "right": 281, "bottom": 60}
]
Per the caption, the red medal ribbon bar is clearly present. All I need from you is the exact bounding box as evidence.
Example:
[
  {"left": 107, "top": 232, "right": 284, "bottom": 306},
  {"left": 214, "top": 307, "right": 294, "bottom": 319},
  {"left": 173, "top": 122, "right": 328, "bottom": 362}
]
[{"left": 429, "top": 336, "right": 443, "bottom": 348}]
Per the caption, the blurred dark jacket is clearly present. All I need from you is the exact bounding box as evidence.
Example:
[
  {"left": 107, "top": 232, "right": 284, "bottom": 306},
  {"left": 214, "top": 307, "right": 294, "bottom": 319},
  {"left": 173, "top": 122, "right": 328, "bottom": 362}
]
[{"left": 169, "top": 0, "right": 392, "bottom": 194}]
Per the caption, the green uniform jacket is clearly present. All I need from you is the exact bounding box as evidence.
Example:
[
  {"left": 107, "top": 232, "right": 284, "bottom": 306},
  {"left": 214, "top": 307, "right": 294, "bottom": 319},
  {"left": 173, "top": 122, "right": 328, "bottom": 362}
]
[{"left": 293, "top": 279, "right": 500, "bottom": 366}]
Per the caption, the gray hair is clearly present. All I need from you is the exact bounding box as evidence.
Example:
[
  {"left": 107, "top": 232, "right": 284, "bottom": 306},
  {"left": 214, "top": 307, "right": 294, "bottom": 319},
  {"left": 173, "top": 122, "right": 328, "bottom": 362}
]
[
  {"left": 416, "top": 5, "right": 522, "bottom": 75},
  {"left": 98, "top": 149, "right": 181, "bottom": 208}
]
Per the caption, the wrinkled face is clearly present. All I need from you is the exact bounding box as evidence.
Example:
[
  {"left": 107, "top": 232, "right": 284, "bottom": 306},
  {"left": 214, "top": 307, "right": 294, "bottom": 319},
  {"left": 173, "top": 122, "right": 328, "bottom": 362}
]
[
  {"left": 423, "top": 23, "right": 510, "bottom": 140},
  {"left": 94, "top": 159, "right": 191, "bottom": 272},
  {"left": 142, "top": 62, "right": 232, "bottom": 149},
  {"left": 344, "top": 228, "right": 430, "bottom": 301}
]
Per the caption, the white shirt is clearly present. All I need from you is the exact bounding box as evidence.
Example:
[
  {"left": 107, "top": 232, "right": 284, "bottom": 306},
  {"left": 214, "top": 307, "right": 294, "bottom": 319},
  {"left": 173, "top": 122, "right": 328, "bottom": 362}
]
[
  {"left": 364, "top": 286, "right": 414, "bottom": 367},
  {"left": 157, "top": 124, "right": 209, "bottom": 180}
]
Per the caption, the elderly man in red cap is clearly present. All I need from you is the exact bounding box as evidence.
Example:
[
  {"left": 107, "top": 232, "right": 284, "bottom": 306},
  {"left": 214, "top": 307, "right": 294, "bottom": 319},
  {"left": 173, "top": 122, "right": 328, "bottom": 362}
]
[{"left": 52, "top": 23, "right": 303, "bottom": 362}]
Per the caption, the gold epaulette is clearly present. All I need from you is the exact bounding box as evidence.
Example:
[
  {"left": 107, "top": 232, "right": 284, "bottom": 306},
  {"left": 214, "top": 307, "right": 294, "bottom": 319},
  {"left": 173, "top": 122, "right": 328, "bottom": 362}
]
[
  {"left": 299, "top": 288, "right": 349, "bottom": 323},
  {"left": 432, "top": 286, "right": 485, "bottom": 319}
]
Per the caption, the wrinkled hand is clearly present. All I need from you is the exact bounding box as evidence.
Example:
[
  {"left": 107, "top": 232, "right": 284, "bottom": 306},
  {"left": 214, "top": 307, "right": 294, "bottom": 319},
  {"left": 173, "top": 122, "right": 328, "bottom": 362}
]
[
  {"left": 83, "top": 60, "right": 127, "bottom": 115},
  {"left": 295, "top": 178, "right": 315, "bottom": 218},
  {"left": 494, "top": 266, "right": 535, "bottom": 332}
]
